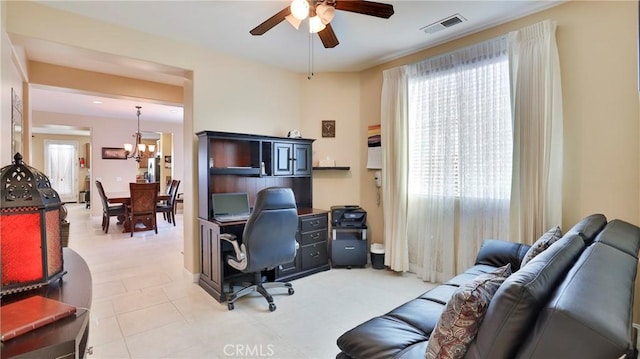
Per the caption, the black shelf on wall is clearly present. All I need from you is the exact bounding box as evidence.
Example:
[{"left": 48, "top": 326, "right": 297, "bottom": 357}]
[{"left": 312, "top": 166, "right": 351, "bottom": 171}]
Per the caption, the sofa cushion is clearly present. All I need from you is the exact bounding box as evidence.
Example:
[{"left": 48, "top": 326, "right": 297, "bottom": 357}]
[
  {"left": 564, "top": 213, "right": 607, "bottom": 244},
  {"left": 520, "top": 226, "right": 563, "bottom": 266},
  {"left": 593, "top": 219, "right": 640, "bottom": 258},
  {"left": 426, "top": 264, "right": 511, "bottom": 359},
  {"left": 445, "top": 264, "right": 501, "bottom": 287},
  {"left": 336, "top": 315, "right": 430, "bottom": 359},
  {"left": 474, "top": 239, "right": 530, "bottom": 271},
  {"left": 417, "top": 284, "right": 459, "bottom": 305},
  {"left": 465, "top": 233, "right": 585, "bottom": 359},
  {"left": 337, "top": 287, "right": 457, "bottom": 359},
  {"left": 517, "top": 242, "right": 640, "bottom": 358}
]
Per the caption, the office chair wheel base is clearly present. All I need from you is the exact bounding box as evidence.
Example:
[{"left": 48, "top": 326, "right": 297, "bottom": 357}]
[
  {"left": 269, "top": 303, "right": 276, "bottom": 312},
  {"left": 288, "top": 288, "right": 294, "bottom": 295},
  {"left": 228, "top": 303, "right": 234, "bottom": 311}
]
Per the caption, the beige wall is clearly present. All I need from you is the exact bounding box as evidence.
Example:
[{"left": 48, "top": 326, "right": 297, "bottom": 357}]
[
  {"left": 299, "top": 73, "right": 363, "bottom": 212},
  {"left": 359, "top": 1, "right": 640, "bottom": 246},
  {"left": 1, "top": 0, "right": 26, "bottom": 165},
  {"left": 29, "top": 61, "right": 183, "bottom": 104}
]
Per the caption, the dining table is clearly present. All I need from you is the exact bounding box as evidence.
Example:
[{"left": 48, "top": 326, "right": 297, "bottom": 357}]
[{"left": 107, "top": 192, "right": 171, "bottom": 233}]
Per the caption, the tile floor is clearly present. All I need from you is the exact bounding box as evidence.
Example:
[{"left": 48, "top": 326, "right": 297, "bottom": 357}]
[{"left": 66, "top": 204, "right": 435, "bottom": 358}]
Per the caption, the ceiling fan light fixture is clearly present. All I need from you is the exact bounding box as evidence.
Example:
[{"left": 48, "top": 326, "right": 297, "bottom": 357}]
[
  {"left": 309, "top": 15, "right": 326, "bottom": 33},
  {"left": 316, "top": 4, "right": 335, "bottom": 24},
  {"left": 285, "top": 14, "right": 302, "bottom": 30},
  {"left": 290, "top": 0, "right": 309, "bottom": 21}
]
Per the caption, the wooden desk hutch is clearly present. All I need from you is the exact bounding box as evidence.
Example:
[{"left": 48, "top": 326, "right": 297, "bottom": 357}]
[{"left": 196, "top": 131, "right": 330, "bottom": 302}]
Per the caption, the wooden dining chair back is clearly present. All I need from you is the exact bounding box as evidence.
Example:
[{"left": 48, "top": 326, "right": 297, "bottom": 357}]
[
  {"left": 165, "top": 179, "right": 174, "bottom": 195},
  {"left": 127, "top": 182, "right": 159, "bottom": 237},
  {"left": 95, "top": 180, "right": 125, "bottom": 234},
  {"left": 157, "top": 180, "right": 180, "bottom": 226}
]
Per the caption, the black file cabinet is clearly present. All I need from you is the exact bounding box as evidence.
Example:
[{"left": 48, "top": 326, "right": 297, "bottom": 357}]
[{"left": 331, "top": 226, "right": 368, "bottom": 268}]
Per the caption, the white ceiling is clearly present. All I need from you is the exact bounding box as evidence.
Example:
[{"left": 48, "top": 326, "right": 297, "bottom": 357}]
[{"left": 16, "top": 0, "right": 562, "bottom": 130}]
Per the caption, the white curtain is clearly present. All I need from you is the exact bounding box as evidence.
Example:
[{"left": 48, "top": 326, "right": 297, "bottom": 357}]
[
  {"left": 407, "top": 38, "right": 512, "bottom": 281},
  {"left": 508, "top": 20, "right": 563, "bottom": 244},
  {"left": 456, "top": 40, "right": 512, "bottom": 274},
  {"left": 379, "top": 19, "right": 563, "bottom": 281},
  {"left": 381, "top": 66, "right": 410, "bottom": 272},
  {"left": 45, "top": 142, "right": 77, "bottom": 201}
]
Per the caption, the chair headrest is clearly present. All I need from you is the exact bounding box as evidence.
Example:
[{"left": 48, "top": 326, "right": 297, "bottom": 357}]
[{"left": 254, "top": 187, "right": 296, "bottom": 211}]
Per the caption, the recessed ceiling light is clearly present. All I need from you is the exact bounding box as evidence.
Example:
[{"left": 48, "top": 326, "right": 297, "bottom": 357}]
[{"left": 92, "top": 100, "right": 103, "bottom": 104}]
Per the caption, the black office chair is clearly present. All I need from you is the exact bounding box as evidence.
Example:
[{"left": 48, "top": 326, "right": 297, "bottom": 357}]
[{"left": 221, "top": 187, "right": 299, "bottom": 312}]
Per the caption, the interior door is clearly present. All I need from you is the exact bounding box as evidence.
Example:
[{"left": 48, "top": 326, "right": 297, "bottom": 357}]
[{"left": 44, "top": 140, "right": 78, "bottom": 203}]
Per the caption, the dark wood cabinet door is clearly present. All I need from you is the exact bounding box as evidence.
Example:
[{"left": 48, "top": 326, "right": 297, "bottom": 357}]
[
  {"left": 277, "top": 248, "right": 301, "bottom": 277},
  {"left": 273, "top": 142, "right": 293, "bottom": 175},
  {"left": 293, "top": 144, "right": 312, "bottom": 175}
]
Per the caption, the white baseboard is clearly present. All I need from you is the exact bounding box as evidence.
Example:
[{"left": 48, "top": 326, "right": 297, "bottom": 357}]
[{"left": 183, "top": 268, "right": 199, "bottom": 283}]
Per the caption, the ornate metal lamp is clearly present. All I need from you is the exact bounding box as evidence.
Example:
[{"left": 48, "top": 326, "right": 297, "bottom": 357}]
[{"left": 0, "top": 153, "right": 66, "bottom": 296}]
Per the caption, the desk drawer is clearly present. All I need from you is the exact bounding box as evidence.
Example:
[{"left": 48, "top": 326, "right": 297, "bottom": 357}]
[
  {"left": 300, "top": 215, "right": 327, "bottom": 232},
  {"left": 300, "top": 229, "right": 327, "bottom": 246},
  {"left": 301, "top": 242, "right": 328, "bottom": 270}
]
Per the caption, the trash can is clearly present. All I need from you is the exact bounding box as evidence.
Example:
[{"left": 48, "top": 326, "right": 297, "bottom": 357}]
[{"left": 370, "top": 243, "right": 385, "bottom": 270}]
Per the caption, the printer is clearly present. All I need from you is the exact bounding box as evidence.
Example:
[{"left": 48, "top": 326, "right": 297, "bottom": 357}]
[{"left": 331, "top": 205, "right": 367, "bottom": 228}]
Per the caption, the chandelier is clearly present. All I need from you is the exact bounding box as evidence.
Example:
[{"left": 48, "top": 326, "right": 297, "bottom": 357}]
[{"left": 124, "top": 106, "right": 155, "bottom": 163}]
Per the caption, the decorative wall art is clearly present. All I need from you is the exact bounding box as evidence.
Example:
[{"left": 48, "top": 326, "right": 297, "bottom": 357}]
[
  {"left": 322, "top": 120, "right": 336, "bottom": 138},
  {"left": 11, "top": 88, "right": 23, "bottom": 158},
  {"left": 101, "top": 147, "right": 128, "bottom": 160},
  {"left": 367, "top": 124, "right": 382, "bottom": 169}
]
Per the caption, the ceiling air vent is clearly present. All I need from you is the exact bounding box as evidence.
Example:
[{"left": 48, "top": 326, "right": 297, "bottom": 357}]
[{"left": 420, "top": 13, "right": 466, "bottom": 35}]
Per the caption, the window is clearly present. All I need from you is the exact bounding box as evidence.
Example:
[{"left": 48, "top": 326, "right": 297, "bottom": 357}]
[{"left": 407, "top": 41, "right": 512, "bottom": 200}]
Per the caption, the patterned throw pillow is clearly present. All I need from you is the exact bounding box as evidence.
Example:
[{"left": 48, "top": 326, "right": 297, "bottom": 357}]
[
  {"left": 520, "top": 226, "right": 563, "bottom": 267},
  {"left": 425, "top": 264, "right": 512, "bottom": 359}
]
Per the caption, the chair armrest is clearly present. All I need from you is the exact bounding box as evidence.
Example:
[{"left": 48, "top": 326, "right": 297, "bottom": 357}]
[
  {"left": 220, "top": 233, "right": 247, "bottom": 270},
  {"left": 475, "top": 239, "right": 530, "bottom": 271},
  {"left": 220, "top": 233, "right": 241, "bottom": 256}
]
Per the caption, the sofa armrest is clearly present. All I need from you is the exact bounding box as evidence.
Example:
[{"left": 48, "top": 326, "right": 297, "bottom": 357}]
[{"left": 475, "top": 239, "right": 530, "bottom": 271}]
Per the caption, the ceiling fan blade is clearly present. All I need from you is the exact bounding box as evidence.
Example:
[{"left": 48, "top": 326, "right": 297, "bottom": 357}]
[
  {"left": 334, "top": 0, "right": 394, "bottom": 18},
  {"left": 250, "top": 7, "right": 291, "bottom": 35},
  {"left": 318, "top": 23, "right": 339, "bottom": 48}
]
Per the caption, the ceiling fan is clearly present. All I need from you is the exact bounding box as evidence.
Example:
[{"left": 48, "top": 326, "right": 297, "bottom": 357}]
[{"left": 250, "top": 0, "right": 395, "bottom": 48}]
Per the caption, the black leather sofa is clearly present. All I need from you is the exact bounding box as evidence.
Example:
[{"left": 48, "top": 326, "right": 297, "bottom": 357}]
[{"left": 336, "top": 214, "right": 640, "bottom": 358}]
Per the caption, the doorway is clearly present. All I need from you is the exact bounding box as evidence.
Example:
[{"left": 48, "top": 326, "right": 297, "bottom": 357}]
[{"left": 44, "top": 140, "right": 78, "bottom": 203}]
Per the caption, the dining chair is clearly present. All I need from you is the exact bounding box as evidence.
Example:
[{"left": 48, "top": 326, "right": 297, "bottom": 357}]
[
  {"left": 95, "top": 180, "right": 125, "bottom": 234},
  {"left": 157, "top": 180, "right": 180, "bottom": 226},
  {"left": 160, "top": 179, "right": 175, "bottom": 221},
  {"left": 126, "top": 182, "right": 159, "bottom": 237}
]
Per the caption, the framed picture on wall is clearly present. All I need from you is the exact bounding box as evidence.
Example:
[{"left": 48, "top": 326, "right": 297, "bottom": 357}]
[
  {"left": 164, "top": 155, "right": 172, "bottom": 168},
  {"left": 322, "top": 120, "right": 335, "bottom": 138},
  {"left": 11, "top": 88, "right": 23, "bottom": 157},
  {"left": 101, "top": 147, "right": 128, "bottom": 160}
]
